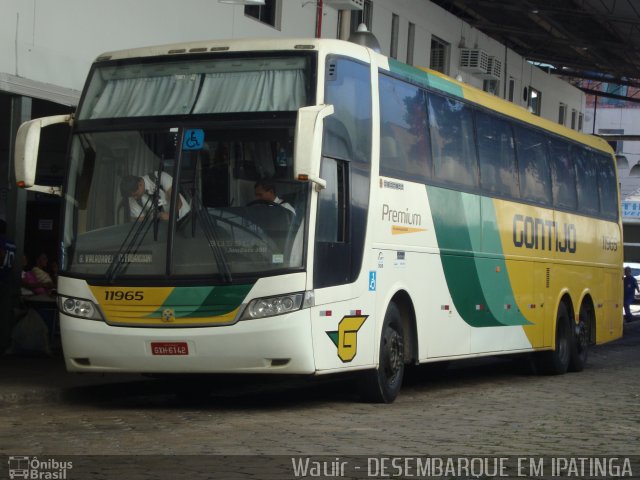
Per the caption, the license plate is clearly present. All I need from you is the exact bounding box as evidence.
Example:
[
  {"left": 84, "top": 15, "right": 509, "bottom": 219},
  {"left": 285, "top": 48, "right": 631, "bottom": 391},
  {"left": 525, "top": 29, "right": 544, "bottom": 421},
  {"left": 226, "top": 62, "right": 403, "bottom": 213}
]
[{"left": 151, "top": 342, "right": 189, "bottom": 355}]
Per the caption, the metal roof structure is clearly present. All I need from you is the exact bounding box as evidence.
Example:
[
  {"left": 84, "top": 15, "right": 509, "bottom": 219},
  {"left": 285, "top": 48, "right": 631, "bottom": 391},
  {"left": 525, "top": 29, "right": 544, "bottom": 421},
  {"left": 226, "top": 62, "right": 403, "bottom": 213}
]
[{"left": 431, "top": 0, "right": 640, "bottom": 94}]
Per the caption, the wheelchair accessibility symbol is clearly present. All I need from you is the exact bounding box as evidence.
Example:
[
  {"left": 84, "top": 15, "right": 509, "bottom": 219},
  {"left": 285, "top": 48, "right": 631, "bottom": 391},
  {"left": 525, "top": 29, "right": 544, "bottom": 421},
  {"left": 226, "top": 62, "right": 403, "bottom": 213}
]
[
  {"left": 369, "top": 271, "right": 376, "bottom": 291},
  {"left": 182, "top": 129, "right": 204, "bottom": 150}
]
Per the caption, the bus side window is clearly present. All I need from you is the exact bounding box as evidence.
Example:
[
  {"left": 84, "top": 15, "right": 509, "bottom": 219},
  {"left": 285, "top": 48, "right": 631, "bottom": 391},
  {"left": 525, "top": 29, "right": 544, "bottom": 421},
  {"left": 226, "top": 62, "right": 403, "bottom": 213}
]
[
  {"left": 316, "top": 157, "right": 347, "bottom": 243},
  {"left": 428, "top": 93, "right": 478, "bottom": 188},
  {"left": 514, "top": 125, "right": 552, "bottom": 206},
  {"left": 549, "top": 139, "right": 577, "bottom": 211},
  {"left": 573, "top": 147, "right": 600, "bottom": 215},
  {"left": 314, "top": 157, "right": 350, "bottom": 288},
  {"left": 378, "top": 73, "right": 430, "bottom": 182},
  {"left": 325, "top": 56, "right": 372, "bottom": 164},
  {"left": 476, "top": 110, "right": 518, "bottom": 198},
  {"left": 595, "top": 152, "right": 618, "bottom": 220}
]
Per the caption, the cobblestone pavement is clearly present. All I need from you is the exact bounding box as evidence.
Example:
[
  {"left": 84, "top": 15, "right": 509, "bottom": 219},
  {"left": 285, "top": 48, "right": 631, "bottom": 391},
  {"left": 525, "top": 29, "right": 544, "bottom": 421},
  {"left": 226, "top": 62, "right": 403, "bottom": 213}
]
[{"left": 0, "top": 322, "right": 638, "bottom": 464}]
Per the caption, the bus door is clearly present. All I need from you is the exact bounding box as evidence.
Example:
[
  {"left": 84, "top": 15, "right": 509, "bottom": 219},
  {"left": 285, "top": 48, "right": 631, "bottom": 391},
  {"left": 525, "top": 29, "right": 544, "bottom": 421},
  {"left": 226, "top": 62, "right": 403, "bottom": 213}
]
[
  {"left": 309, "top": 55, "right": 375, "bottom": 372},
  {"left": 310, "top": 153, "right": 375, "bottom": 372}
]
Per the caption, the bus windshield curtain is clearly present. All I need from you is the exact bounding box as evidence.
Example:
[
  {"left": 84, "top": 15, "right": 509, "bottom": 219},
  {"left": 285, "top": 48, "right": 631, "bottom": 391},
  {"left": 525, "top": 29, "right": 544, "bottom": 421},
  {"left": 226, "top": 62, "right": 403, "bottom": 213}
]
[
  {"left": 86, "top": 69, "right": 305, "bottom": 118},
  {"left": 193, "top": 69, "right": 305, "bottom": 113},
  {"left": 89, "top": 76, "right": 200, "bottom": 118}
]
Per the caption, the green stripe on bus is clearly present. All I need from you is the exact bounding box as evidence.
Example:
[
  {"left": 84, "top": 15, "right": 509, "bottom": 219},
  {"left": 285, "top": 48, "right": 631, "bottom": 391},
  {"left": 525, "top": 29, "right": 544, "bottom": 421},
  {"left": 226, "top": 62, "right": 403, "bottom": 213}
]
[
  {"left": 476, "top": 197, "right": 531, "bottom": 326},
  {"left": 387, "top": 59, "right": 463, "bottom": 98},
  {"left": 426, "top": 186, "right": 529, "bottom": 327},
  {"left": 150, "top": 284, "right": 253, "bottom": 318}
]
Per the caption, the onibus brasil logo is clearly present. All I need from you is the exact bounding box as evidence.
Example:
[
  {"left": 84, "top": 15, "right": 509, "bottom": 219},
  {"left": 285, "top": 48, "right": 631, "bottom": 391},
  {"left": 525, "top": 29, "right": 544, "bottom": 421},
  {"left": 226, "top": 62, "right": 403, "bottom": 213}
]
[
  {"left": 8, "top": 456, "right": 73, "bottom": 479},
  {"left": 326, "top": 315, "right": 368, "bottom": 362}
]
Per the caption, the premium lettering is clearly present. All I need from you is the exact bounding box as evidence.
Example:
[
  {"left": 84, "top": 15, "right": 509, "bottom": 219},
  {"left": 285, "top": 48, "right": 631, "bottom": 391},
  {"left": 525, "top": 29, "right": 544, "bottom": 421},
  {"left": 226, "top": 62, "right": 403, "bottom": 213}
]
[{"left": 382, "top": 204, "right": 421, "bottom": 226}]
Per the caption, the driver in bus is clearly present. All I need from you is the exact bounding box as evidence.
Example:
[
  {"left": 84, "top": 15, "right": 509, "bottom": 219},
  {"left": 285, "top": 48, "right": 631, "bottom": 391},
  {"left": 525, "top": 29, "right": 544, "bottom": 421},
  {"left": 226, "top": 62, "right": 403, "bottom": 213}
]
[
  {"left": 120, "top": 172, "right": 191, "bottom": 222},
  {"left": 253, "top": 179, "right": 295, "bottom": 215}
]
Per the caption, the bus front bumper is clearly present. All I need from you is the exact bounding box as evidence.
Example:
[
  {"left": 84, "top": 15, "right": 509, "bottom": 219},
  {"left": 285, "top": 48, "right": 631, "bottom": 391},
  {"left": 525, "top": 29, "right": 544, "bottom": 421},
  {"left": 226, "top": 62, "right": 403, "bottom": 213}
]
[{"left": 60, "top": 311, "right": 315, "bottom": 374}]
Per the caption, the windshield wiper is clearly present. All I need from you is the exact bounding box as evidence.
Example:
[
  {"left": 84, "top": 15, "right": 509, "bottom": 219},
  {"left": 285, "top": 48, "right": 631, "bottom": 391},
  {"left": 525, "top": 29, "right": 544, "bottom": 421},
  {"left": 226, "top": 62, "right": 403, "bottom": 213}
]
[
  {"left": 152, "top": 162, "right": 164, "bottom": 241},
  {"left": 191, "top": 190, "right": 233, "bottom": 284},
  {"left": 105, "top": 196, "right": 154, "bottom": 283}
]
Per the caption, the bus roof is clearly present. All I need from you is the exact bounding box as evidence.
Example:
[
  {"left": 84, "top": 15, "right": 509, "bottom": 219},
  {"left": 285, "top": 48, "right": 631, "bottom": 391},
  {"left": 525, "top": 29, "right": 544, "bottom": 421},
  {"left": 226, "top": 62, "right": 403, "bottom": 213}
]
[{"left": 93, "top": 38, "right": 360, "bottom": 62}]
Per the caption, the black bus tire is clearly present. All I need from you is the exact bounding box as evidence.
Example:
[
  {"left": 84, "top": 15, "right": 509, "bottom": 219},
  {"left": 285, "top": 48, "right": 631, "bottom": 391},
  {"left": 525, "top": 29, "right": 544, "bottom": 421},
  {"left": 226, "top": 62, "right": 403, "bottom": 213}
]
[
  {"left": 358, "top": 302, "right": 404, "bottom": 403},
  {"left": 569, "top": 303, "right": 590, "bottom": 372},
  {"left": 537, "top": 303, "right": 571, "bottom": 375}
]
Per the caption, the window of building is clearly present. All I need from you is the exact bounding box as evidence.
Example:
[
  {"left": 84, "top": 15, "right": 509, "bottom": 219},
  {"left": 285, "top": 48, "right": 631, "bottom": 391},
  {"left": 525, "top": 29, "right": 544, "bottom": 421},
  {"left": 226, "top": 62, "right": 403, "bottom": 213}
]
[
  {"left": 571, "top": 109, "right": 577, "bottom": 129},
  {"left": 528, "top": 87, "right": 541, "bottom": 115},
  {"left": 245, "top": 0, "right": 278, "bottom": 28},
  {"left": 430, "top": 36, "right": 449, "bottom": 74},
  {"left": 350, "top": 0, "right": 373, "bottom": 32},
  {"left": 508, "top": 77, "right": 515, "bottom": 102},
  {"left": 483, "top": 80, "right": 499, "bottom": 96},
  {"left": 390, "top": 14, "right": 399, "bottom": 59},
  {"left": 406, "top": 22, "right": 415, "bottom": 65},
  {"left": 578, "top": 113, "right": 584, "bottom": 131},
  {"left": 558, "top": 103, "right": 566, "bottom": 125}
]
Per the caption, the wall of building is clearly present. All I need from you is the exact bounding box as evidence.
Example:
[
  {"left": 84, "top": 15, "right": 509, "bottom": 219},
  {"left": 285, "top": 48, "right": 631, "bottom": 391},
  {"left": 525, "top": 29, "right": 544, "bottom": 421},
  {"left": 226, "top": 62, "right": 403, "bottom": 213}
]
[{"left": 369, "top": 0, "right": 585, "bottom": 118}]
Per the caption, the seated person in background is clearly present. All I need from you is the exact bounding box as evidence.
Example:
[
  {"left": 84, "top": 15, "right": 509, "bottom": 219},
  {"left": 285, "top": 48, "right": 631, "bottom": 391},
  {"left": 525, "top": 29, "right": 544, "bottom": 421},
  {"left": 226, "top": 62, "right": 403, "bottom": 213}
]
[
  {"left": 22, "top": 253, "right": 54, "bottom": 296},
  {"left": 253, "top": 179, "right": 295, "bottom": 215},
  {"left": 120, "top": 171, "right": 190, "bottom": 222}
]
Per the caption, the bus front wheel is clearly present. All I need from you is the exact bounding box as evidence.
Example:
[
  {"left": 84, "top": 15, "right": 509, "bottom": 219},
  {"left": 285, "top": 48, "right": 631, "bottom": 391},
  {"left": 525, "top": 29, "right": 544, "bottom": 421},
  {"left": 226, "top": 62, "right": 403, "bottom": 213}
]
[{"left": 359, "top": 302, "right": 405, "bottom": 403}]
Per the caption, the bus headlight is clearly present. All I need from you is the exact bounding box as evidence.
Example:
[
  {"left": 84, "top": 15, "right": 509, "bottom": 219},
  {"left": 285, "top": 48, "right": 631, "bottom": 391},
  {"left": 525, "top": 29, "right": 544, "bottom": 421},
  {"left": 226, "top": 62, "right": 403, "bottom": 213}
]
[
  {"left": 58, "top": 295, "right": 103, "bottom": 321},
  {"left": 241, "top": 291, "right": 313, "bottom": 320}
]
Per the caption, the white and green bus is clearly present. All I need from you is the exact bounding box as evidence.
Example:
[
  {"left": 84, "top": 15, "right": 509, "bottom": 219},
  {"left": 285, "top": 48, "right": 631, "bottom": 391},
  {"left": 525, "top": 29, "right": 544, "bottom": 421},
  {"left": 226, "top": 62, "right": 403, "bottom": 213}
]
[{"left": 15, "top": 35, "right": 623, "bottom": 403}]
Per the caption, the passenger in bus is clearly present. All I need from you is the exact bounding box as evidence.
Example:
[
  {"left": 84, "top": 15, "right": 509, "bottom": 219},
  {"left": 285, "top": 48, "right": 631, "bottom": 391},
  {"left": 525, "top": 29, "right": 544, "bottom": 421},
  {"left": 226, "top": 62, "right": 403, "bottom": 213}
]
[
  {"left": 120, "top": 172, "right": 191, "bottom": 222},
  {"left": 252, "top": 179, "right": 296, "bottom": 215},
  {"left": 623, "top": 266, "right": 639, "bottom": 323}
]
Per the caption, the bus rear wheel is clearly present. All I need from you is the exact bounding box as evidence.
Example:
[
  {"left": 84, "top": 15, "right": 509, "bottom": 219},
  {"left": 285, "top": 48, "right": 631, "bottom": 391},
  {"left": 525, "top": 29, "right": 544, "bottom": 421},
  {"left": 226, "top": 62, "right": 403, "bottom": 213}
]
[
  {"left": 569, "top": 303, "right": 591, "bottom": 372},
  {"left": 359, "top": 302, "right": 404, "bottom": 403},
  {"left": 536, "top": 303, "right": 571, "bottom": 375}
]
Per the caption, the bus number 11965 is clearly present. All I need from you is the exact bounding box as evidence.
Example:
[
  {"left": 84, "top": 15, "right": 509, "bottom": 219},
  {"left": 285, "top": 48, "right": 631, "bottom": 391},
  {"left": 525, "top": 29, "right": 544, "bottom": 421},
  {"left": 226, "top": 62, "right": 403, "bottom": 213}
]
[{"left": 104, "top": 290, "right": 144, "bottom": 301}]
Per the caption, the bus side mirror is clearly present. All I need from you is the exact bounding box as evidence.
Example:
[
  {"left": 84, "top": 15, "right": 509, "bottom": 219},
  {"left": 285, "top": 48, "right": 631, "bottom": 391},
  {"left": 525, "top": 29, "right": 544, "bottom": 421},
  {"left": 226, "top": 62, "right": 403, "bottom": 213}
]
[
  {"left": 14, "top": 114, "right": 73, "bottom": 196},
  {"left": 294, "top": 104, "right": 334, "bottom": 190}
]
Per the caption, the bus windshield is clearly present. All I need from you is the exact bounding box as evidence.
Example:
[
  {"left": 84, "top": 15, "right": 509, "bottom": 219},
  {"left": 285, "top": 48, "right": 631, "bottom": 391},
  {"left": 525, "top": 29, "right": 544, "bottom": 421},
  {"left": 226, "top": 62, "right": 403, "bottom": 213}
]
[
  {"left": 63, "top": 54, "right": 315, "bottom": 281},
  {"left": 63, "top": 126, "right": 307, "bottom": 281}
]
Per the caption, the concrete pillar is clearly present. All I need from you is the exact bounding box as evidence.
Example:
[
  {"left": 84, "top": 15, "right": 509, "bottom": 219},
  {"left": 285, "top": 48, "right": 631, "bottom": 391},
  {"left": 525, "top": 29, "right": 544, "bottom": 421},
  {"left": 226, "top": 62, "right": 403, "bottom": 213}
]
[{"left": 8, "top": 96, "right": 31, "bottom": 281}]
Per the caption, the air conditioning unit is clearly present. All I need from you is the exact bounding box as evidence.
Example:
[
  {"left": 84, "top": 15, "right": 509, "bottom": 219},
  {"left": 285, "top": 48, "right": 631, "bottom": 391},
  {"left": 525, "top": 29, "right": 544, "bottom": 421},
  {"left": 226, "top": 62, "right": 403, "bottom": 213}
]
[
  {"left": 324, "top": 0, "right": 364, "bottom": 10},
  {"left": 480, "top": 56, "right": 502, "bottom": 80},
  {"left": 459, "top": 48, "right": 489, "bottom": 75}
]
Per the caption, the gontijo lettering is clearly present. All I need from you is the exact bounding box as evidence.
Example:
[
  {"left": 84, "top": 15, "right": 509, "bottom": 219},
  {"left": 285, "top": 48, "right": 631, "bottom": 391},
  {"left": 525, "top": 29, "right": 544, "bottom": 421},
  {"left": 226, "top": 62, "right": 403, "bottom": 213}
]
[{"left": 512, "top": 214, "right": 577, "bottom": 253}]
